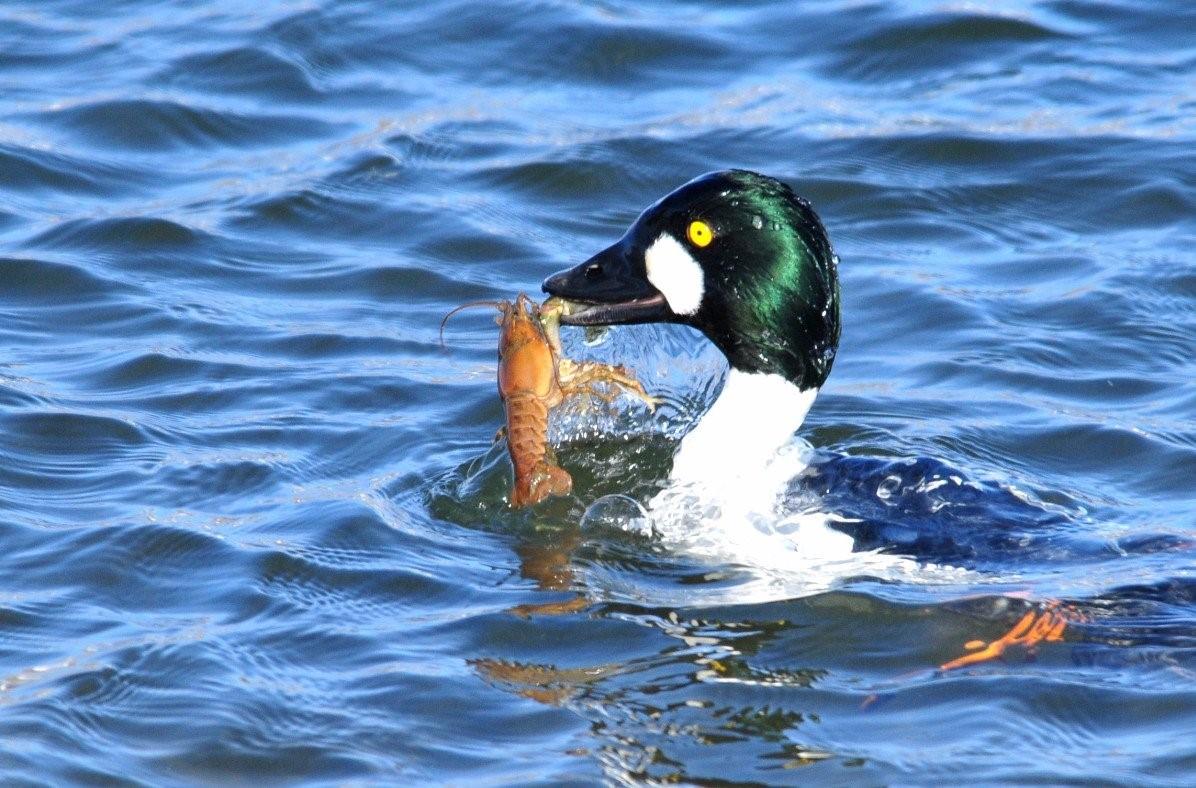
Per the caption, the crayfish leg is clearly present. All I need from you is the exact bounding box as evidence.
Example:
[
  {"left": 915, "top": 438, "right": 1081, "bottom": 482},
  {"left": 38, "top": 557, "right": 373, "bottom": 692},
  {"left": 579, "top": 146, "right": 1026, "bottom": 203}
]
[{"left": 558, "top": 359, "right": 659, "bottom": 412}]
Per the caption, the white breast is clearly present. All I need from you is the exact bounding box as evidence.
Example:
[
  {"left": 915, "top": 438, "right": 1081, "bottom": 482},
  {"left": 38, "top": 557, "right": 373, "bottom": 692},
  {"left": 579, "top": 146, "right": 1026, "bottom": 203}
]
[{"left": 665, "top": 369, "right": 818, "bottom": 486}]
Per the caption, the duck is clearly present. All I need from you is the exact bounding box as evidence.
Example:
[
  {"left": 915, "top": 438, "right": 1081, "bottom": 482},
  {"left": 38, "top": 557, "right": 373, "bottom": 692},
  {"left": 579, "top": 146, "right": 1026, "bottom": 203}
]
[
  {"left": 542, "top": 169, "right": 840, "bottom": 491},
  {"left": 540, "top": 171, "right": 974, "bottom": 594}
]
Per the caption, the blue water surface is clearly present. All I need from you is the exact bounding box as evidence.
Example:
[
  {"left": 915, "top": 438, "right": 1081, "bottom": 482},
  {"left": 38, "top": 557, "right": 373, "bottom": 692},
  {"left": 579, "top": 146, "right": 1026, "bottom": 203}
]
[{"left": 1, "top": 0, "right": 1194, "bottom": 783}]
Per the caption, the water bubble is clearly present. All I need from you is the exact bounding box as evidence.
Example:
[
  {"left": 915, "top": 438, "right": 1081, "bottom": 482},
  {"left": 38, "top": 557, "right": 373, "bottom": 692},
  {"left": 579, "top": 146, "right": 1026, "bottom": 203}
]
[
  {"left": 581, "top": 494, "right": 653, "bottom": 536},
  {"left": 583, "top": 325, "right": 610, "bottom": 346},
  {"left": 876, "top": 474, "right": 902, "bottom": 502},
  {"left": 751, "top": 215, "right": 764, "bottom": 230}
]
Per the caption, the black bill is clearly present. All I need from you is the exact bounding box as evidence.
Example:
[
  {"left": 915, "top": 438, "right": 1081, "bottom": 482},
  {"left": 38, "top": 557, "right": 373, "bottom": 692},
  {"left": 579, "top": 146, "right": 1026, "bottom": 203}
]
[{"left": 541, "top": 241, "right": 673, "bottom": 326}]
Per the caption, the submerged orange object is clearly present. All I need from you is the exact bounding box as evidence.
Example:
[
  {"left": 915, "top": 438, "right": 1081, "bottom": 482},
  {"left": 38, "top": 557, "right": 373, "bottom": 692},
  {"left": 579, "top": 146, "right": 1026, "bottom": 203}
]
[
  {"left": 940, "top": 604, "right": 1071, "bottom": 671},
  {"left": 442, "top": 294, "right": 655, "bottom": 508}
]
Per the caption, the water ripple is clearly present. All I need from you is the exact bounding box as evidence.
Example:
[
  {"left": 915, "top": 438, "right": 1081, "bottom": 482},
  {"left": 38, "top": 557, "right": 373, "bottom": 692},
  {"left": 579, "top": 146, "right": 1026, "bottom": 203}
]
[
  {"left": 0, "top": 0, "right": 1193, "bottom": 782},
  {"left": 39, "top": 97, "right": 344, "bottom": 151}
]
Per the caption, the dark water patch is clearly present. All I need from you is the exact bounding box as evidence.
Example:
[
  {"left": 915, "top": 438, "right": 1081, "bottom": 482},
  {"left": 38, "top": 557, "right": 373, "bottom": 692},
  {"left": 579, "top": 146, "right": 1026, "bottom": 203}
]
[
  {"left": 0, "top": 408, "right": 165, "bottom": 520},
  {"left": 1106, "top": 179, "right": 1196, "bottom": 229},
  {"left": 385, "top": 123, "right": 519, "bottom": 172},
  {"left": 253, "top": 331, "right": 430, "bottom": 363},
  {"left": 846, "top": 272, "right": 993, "bottom": 355},
  {"left": 243, "top": 541, "right": 499, "bottom": 638},
  {"left": 541, "top": 20, "right": 734, "bottom": 86},
  {"left": 408, "top": 229, "right": 544, "bottom": 275},
  {"left": 91, "top": 351, "right": 261, "bottom": 393},
  {"left": 1049, "top": 0, "right": 1196, "bottom": 45},
  {"left": 854, "top": 676, "right": 1196, "bottom": 784},
  {"left": 41, "top": 98, "right": 342, "bottom": 152},
  {"left": 230, "top": 187, "right": 427, "bottom": 242},
  {"left": 1001, "top": 290, "right": 1195, "bottom": 376},
  {"left": 917, "top": 357, "right": 1171, "bottom": 405},
  {"left": 86, "top": 524, "right": 250, "bottom": 608},
  {"left": 829, "top": 10, "right": 1068, "bottom": 81},
  {"left": 0, "top": 409, "right": 149, "bottom": 459},
  {"left": 469, "top": 135, "right": 706, "bottom": 211},
  {"left": 197, "top": 240, "right": 334, "bottom": 280},
  {"left": 324, "top": 150, "right": 406, "bottom": 193},
  {"left": 893, "top": 133, "right": 1074, "bottom": 169},
  {"left": 341, "top": 3, "right": 733, "bottom": 88},
  {"left": 0, "top": 377, "right": 51, "bottom": 409},
  {"left": 0, "top": 256, "right": 135, "bottom": 306},
  {"left": 479, "top": 157, "right": 639, "bottom": 204},
  {"left": 26, "top": 216, "right": 206, "bottom": 253},
  {"left": 283, "top": 262, "right": 507, "bottom": 305},
  {"left": 72, "top": 378, "right": 304, "bottom": 427},
  {"left": 162, "top": 46, "right": 324, "bottom": 102},
  {"left": 821, "top": 134, "right": 1195, "bottom": 241},
  {"left": 0, "top": 144, "right": 155, "bottom": 198},
  {"left": 150, "top": 455, "right": 288, "bottom": 508},
  {"left": 253, "top": 550, "right": 427, "bottom": 624},
  {"left": 961, "top": 421, "right": 1196, "bottom": 499},
  {"left": 262, "top": 6, "right": 360, "bottom": 79},
  {"left": 0, "top": 13, "right": 99, "bottom": 69},
  {"left": 7, "top": 634, "right": 377, "bottom": 781},
  {"left": 969, "top": 252, "right": 1103, "bottom": 292},
  {"left": 0, "top": 594, "right": 112, "bottom": 663}
]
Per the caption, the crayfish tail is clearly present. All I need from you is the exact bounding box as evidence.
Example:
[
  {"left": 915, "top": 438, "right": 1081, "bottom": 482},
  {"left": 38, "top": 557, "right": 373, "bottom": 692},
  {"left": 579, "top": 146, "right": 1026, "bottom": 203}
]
[{"left": 510, "top": 462, "right": 573, "bottom": 508}]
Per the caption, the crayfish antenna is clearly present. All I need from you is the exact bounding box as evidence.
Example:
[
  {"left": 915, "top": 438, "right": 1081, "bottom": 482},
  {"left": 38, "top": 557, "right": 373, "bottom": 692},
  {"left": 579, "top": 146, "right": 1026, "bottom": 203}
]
[{"left": 438, "top": 300, "right": 507, "bottom": 349}]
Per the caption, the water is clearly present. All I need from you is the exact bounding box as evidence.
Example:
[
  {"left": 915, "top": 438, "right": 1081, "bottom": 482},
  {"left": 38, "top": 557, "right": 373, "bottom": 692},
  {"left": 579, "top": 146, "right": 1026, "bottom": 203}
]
[{"left": 1, "top": 0, "right": 1194, "bottom": 783}]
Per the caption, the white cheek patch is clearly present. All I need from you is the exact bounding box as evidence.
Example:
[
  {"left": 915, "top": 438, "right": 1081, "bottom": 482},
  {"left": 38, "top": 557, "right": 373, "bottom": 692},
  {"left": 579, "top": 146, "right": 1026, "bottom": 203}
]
[{"left": 644, "top": 233, "right": 705, "bottom": 315}]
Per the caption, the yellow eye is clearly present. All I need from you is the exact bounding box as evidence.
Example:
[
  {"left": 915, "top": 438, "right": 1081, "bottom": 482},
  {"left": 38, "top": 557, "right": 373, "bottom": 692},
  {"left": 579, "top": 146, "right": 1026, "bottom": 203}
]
[{"left": 687, "top": 220, "right": 713, "bottom": 248}]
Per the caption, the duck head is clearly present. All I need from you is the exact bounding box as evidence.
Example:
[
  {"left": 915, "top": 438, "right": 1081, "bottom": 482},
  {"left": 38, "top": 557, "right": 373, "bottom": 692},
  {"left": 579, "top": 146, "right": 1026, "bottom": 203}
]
[{"left": 542, "top": 170, "right": 840, "bottom": 391}]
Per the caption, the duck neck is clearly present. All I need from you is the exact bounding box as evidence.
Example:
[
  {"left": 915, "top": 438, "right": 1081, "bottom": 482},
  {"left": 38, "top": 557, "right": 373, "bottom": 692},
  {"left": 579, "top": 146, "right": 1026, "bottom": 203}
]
[{"left": 668, "top": 369, "right": 818, "bottom": 485}]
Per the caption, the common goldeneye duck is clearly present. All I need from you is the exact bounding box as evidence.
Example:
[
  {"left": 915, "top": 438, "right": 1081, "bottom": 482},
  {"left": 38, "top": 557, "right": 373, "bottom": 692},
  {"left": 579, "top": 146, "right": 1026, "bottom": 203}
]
[
  {"left": 542, "top": 170, "right": 840, "bottom": 481},
  {"left": 542, "top": 169, "right": 839, "bottom": 388}
]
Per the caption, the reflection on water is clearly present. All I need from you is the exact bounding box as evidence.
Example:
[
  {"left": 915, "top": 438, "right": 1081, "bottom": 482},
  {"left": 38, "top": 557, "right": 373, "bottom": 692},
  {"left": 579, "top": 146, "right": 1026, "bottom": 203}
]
[{"left": 1, "top": 0, "right": 1194, "bottom": 783}]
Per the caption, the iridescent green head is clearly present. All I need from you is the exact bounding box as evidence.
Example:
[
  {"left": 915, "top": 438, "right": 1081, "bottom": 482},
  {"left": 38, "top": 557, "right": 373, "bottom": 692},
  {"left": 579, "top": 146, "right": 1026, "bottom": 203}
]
[{"left": 542, "top": 170, "right": 840, "bottom": 390}]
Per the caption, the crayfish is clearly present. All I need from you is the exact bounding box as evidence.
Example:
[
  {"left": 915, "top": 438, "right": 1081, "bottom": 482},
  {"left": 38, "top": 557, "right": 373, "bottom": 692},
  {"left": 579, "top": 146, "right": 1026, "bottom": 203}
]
[{"left": 442, "top": 293, "right": 656, "bottom": 507}]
